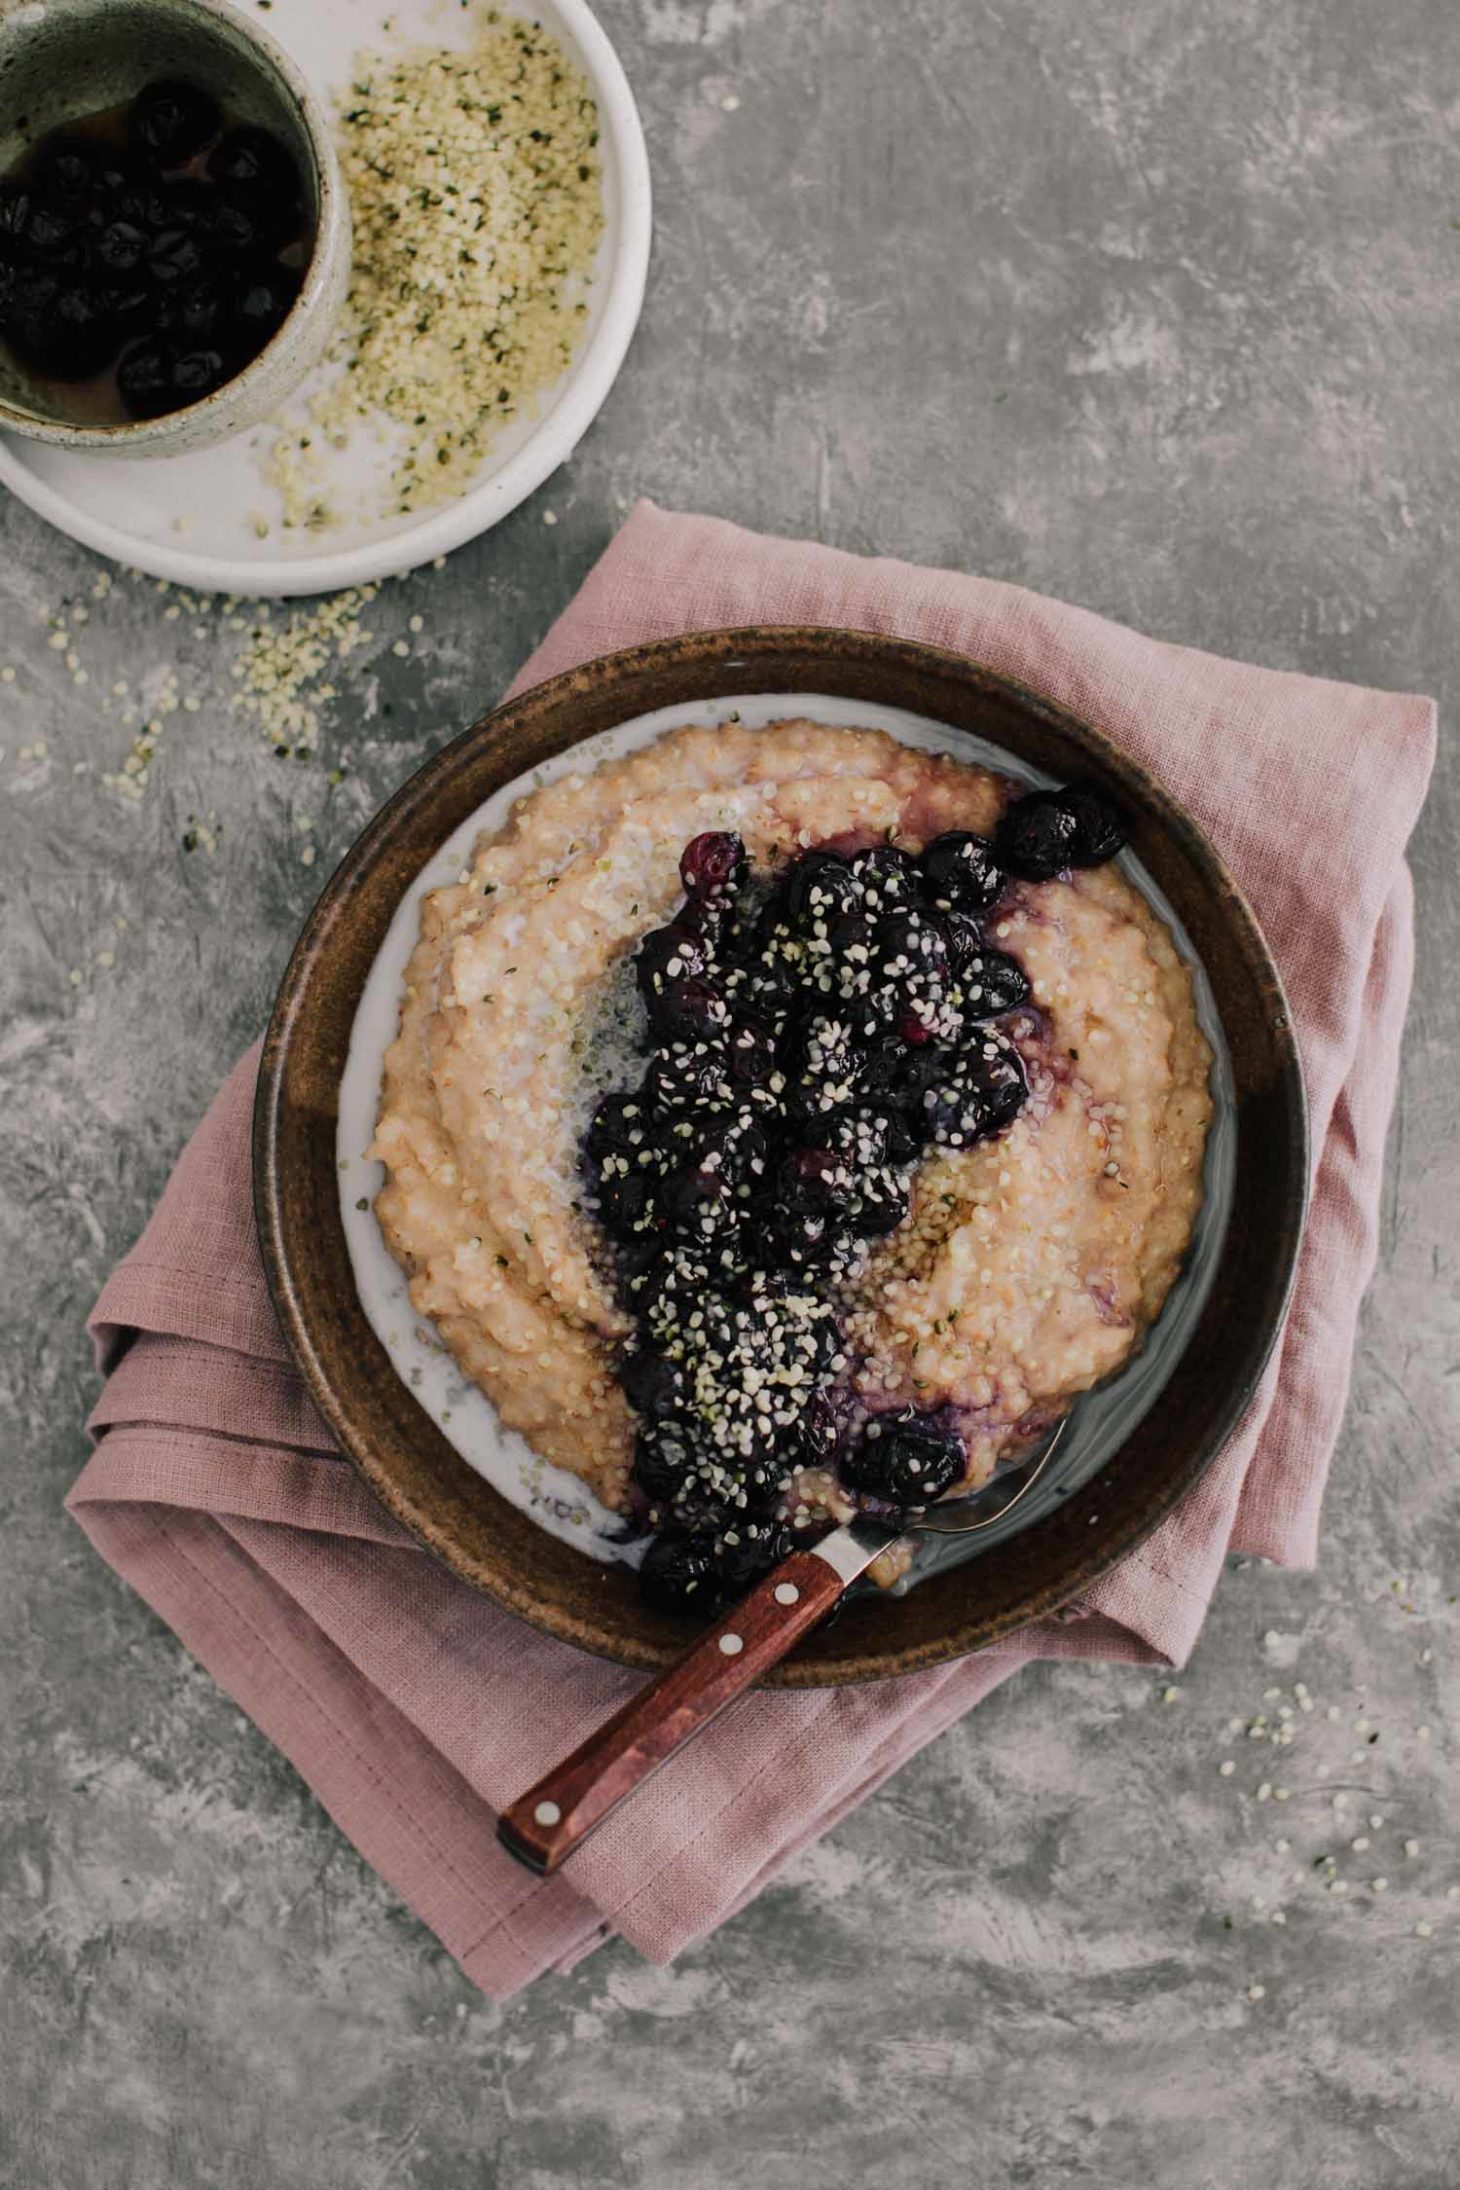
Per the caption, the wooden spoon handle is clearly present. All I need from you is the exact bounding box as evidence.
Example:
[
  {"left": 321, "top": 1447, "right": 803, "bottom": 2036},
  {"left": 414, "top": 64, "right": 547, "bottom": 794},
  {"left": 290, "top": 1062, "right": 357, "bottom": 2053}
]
[{"left": 496, "top": 1549, "right": 845, "bottom": 1873}]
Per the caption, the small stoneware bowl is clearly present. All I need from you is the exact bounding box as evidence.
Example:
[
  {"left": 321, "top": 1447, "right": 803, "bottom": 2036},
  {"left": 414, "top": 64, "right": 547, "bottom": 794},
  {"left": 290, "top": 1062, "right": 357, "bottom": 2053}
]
[
  {"left": 255, "top": 629, "right": 1310, "bottom": 1689},
  {"left": 0, "top": 0, "right": 350, "bottom": 455}
]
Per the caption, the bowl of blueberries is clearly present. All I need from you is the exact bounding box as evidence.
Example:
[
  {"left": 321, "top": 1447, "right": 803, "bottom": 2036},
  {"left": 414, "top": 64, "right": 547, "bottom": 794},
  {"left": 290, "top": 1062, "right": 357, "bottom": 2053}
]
[{"left": 0, "top": 0, "right": 349, "bottom": 452}]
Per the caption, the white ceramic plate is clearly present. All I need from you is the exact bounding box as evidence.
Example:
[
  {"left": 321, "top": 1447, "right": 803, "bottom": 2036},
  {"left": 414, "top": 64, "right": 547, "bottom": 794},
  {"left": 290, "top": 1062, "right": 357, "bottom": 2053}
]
[
  {"left": 0, "top": 0, "right": 651, "bottom": 596},
  {"left": 335, "top": 697, "right": 1235, "bottom": 1585}
]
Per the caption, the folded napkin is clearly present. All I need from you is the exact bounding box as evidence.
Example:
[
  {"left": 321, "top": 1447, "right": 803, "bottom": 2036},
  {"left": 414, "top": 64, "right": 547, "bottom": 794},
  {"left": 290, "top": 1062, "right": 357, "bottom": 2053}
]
[{"left": 68, "top": 502, "right": 1435, "bottom": 1996}]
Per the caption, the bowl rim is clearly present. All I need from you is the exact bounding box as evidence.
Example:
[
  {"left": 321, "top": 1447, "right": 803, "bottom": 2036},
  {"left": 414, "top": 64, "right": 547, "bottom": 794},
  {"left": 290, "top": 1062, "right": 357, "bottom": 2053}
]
[
  {"left": 0, "top": 0, "right": 348, "bottom": 450},
  {"left": 0, "top": 0, "right": 652, "bottom": 592},
  {"left": 254, "top": 625, "right": 1310, "bottom": 1687}
]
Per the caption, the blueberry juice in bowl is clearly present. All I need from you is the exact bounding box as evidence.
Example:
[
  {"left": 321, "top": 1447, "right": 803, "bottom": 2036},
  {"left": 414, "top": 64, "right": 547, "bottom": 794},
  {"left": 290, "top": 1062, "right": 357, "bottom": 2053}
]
[
  {"left": 0, "top": 77, "right": 311, "bottom": 423},
  {"left": 366, "top": 718, "right": 1215, "bottom": 1621}
]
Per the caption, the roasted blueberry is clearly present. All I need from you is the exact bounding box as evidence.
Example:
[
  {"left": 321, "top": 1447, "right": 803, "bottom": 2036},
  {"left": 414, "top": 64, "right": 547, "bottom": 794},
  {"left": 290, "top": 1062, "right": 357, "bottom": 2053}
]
[
  {"left": 169, "top": 342, "right": 229, "bottom": 403},
  {"left": 817, "top": 1106, "right": 890, "bottom": 1169},
  {"left": 873, "top": 908, "right": 949, "bottom": 978},
  {"left": 849, "top": 1165, "right": 910, "bottom": 1238},
  {"left": 639, "top": 1527, "right": 723, "bottom": 1614},
  {"left": 798, "top": 1388, "right": 841, "bottom": 1468},
  {"left": 742, "top": 923, "right": 813, "bottom": 1017},
  {"left": 768, "top": 1204, "right": 858, "bottom": 1275},
  {"left": 995, "top": 791, "right": 1079, "bottom": 881},
  {"left": 857, "top": 1033, "right": 917, "bottom": 1110},
  {"left": 620, "top": 1344, "right": 681, "bottom": 1421},
  {"left": 17, "top": 195, "right": 86, "bottom": 264},
  {"left": 643, "top": 969, "right": 730, "bottom": 1048},
  {"left": 205, "top": 125, "right": 299, "bottom": 224},
  {"left": 850, "top": 843, "right": 921, "bottom": 911},
  {"left": 659, "top": 1160, "right": 743, "bottom": 1252},
  {"left": 777, "top": 1145, "right": 859, "bottom": 1222},
  {"left": 778, "top": 849, "right": 861, "bottom": 933},
  {"left": 1062, "top": 782, "right": 1126, "bottom": 866},
  {"left": 629, "top": 1247, "right": 715, "bottom": 1336},
  {"left": 723, "top": 1014, "right": 782, "bottom": 1101},
  {"left": 784, "top": 1012, "right": 866, "bottom": 1123},
  {"left": 0, "top": 184, "right": 30, "bottom": 256},
  {"left": 94, "top": 218, "right": 147, "bottom": 274},
  {"left": 116, "top": 336, "right": 173, "bottom": 417},
  {"left": 207, "top": 191, "right": 270, "bottom": 257},
  {"left": 956, "top": 945, "right": 1030, "bottom": 1021},
  {"left": 31, "top": 138, "right": 102, "bottom": 211},
  {"left": 23, "top": 281, "right": 116, "bottom": 378},
  {"left": 683, "top": 889, "right": 741, "bottom": 962},
  {"left": 643, "top": 1042, "right": 731, "bottom": 1115},
  {"left": 740, "top": 1264, "right": 827, "bottom": 1310},
  {"left": 742, "top": 1270, "right": 842, "bottom": 1375},
  {"left": 632, "top": 1419, "right": 695, "bottom": 1503},
  {"left": 231, "top": 260, "right": 298, "bottom": 352},
  {"left": 0, "top": 264, "right": 56, "bottom": 361},
  {"left": 822, "top": 911, "right": 879, "bottom": 1012},
  {"left": 105, "top": 171, "right": 170, "bottom": 237},
  {"left": 587, "top": 1090, "right": 653, "bottom": 1165},
  {"left": 720, "top": 1459, "right": 789, "bottom": 1516},
  {"left": 687, "top": 1110, "right": 768, "bottom": 1192},
  {"left": 711, "top": 1519, "right": 794, "bottom": 1593},
  {"left": 911, "top": 1049, "right": 993, "bottom": 1151},
  {"left": 678, "top": 829, "right": 746, "bottom": 899},
  {"left": 921, "top": 831, "right": 1004, "bottom": 911},
  {"left": 159, "top": 176, "right": 215, "bottom": 230},
  {"left": 130, "top": 80, "right": 221, "bottom": 170},
  {"left": 942, "top": 911, "right": 986, "bottom": 977},
  {"left": 868, "top": 908, "right": 956, "bottom": 1042},
  {"left": 146, "top": 223, "right": 205, "bottom": 287},
  {"left": 841, "top": 1409, "right": 966, "bottom": 1505},
  {"left": 732, "top": 948, "right": 804, "bottom": 1032},
  {"left": 962, "top": 1030, "right": 1029, "bottom": 1130},
  {"left": 157, "top": 275, "right": 225, "bottom": 344},
  {"left": 873, "top": 1102, "right": 924, "bottom": 1165},
  {"left": 636, "top": 919, "right": 712, "bottom": 1013},
  {"left": 593, "top": 1165, "right": 661, "bottom": 1242},
  {"left": 778, "top": 1121, "right": 903, "bottom": 1236}
]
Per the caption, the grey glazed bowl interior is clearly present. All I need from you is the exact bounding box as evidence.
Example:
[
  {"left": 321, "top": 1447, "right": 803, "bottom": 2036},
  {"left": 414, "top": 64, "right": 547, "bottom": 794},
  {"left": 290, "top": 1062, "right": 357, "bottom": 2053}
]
[{"left": 0, "top": 0, "right": 350, "bottom": 455}]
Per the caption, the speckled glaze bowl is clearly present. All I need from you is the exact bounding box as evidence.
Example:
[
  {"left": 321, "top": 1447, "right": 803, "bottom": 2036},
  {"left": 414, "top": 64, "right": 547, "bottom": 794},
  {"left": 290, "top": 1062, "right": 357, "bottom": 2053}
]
[
  {"left": 255, "top": 628, "right": 1309, "bottom": 1687},
  {"left": 0, "top": 0, "right": 350, "bottom": 455}
]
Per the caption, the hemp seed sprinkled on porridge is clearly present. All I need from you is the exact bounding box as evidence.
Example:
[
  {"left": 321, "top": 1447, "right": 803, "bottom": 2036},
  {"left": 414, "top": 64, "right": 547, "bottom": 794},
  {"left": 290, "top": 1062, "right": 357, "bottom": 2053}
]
[{"left": 265, "top": 11, "right": 604, "bottom": 527}]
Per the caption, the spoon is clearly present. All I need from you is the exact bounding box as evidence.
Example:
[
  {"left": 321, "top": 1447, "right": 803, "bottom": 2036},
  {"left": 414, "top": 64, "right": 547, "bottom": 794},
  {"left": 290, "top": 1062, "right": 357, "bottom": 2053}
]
[{"left": 497, "top": 1423, "right": 1065, "bottom": 1873}]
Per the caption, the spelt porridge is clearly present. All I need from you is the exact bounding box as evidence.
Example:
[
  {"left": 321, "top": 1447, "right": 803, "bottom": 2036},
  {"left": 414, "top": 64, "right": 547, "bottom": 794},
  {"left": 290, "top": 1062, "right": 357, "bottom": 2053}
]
[{"left": 371, "top": 720, "right": 1212, "bottom": 1613}]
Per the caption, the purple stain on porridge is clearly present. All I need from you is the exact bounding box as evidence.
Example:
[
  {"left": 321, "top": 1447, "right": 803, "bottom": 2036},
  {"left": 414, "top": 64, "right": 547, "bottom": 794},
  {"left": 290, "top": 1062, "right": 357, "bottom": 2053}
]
[{"left": 1086, "top": 1274, "right": 1134, "bottom": 1328}]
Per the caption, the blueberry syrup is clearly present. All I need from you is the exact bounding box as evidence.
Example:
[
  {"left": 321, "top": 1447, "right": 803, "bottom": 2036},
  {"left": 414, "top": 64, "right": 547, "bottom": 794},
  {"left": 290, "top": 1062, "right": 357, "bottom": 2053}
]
[{"left": 581, "top": 784, "right": 1126, "bottom": 1617}]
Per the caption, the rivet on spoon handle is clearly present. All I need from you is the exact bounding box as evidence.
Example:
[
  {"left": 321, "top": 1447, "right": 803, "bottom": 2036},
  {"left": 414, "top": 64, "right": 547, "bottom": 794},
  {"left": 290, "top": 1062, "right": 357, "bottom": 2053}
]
[{"left": 496, "top": 1550, "right": 847, "bottom": 1874}]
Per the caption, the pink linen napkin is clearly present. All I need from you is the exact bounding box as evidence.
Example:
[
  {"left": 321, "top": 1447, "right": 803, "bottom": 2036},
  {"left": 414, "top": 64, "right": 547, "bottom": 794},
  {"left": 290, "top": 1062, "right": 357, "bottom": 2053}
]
[{"left": 67, "top": 502, "right": 1435, "bottom": 1996}]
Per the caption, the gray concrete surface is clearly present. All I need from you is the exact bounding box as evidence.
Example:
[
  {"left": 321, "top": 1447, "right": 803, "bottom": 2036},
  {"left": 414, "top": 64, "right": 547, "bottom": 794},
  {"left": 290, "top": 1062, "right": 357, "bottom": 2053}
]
[{"left": 2, "top": 0, "right": 1457, "bottom": 2183}]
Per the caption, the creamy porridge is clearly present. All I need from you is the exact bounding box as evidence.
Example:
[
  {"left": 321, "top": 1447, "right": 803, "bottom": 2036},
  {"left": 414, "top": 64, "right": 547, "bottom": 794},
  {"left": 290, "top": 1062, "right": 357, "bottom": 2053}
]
[{"left": 371, "top": 720, "right": 1212, "bottom": 1612}]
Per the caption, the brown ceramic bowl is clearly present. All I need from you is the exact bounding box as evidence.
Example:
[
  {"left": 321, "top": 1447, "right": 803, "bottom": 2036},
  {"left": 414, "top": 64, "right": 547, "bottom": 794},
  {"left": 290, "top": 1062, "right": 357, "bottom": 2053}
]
[{"left": 255, "top": 627, "right": 1307, "bottom": 1686}]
